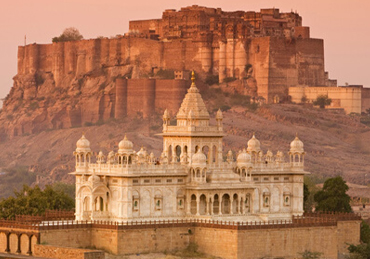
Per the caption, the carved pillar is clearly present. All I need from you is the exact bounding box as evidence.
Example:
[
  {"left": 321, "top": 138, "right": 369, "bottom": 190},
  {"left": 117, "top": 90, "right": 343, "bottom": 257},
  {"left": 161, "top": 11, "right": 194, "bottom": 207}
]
[
  {"left": 205, "top": 196, "right": 209, "bottom": 215},
  {"left": 240, "top": 197, "right": 244, "bottom": 214},
  {"left": 210, "top": 197, "right": 213, "bottom": 215},
  {"left": 16, "top": 233, "right": 21, "bottom": 253},
  {"left": 218, "top": 197, "right": 222, "bottom": 215},
  {"left": 27, "top": 235, "right": 33, "bottom": 255},
  {"left": 230, "top": 198, "right": 234, "bottom": 215},
  {"left": 196, "top": 195, "right": 200, "bottom": 216},
  {"left": 5, "top": 232, "right": 10, "bottom": 253}
]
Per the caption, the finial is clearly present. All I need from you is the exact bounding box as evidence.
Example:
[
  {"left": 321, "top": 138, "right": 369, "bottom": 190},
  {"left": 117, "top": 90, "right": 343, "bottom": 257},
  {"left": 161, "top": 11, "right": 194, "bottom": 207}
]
[
  {"left": 124, "top": 134, "right": 127, "bottom": 140},
  {"left": 191, "top": 70, "right": 195, "bottom": 84}
]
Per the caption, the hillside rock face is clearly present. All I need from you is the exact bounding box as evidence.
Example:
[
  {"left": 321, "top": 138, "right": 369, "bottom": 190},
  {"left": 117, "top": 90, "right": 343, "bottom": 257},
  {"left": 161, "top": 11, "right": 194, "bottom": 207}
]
[{"left": 0, "top": 6, "right": 332, "bottom": 140}]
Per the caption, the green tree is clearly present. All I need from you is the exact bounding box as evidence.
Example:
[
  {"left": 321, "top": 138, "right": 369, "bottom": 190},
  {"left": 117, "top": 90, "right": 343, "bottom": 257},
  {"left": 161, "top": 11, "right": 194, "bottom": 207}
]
[
  {"left": 303, "top": 176, "right": 320, "bottom": 212},
  {"left": 0, "top": 184, "right": 74, "bottom": 219},
  {"left": 314, "top": 176, "right": 352, "bottom": 212},
  {"left": 347, "top": 221, "right": 370, "bottom": 259},
  {"left": 313, "top": 95, "right": 332, "bottom": 108},
  {"left": 361, "top": 220, "right": 370, "bottom": 244},
  {"left": 52, "top": 27, "right": 83, "bottom": 43}
]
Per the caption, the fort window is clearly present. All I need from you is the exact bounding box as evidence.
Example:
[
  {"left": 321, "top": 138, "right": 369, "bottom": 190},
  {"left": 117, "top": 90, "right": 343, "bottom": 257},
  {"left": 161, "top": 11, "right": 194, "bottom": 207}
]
[
  {"left": 274, "top": 177, "right": 279, "bottom": 181},
  {"left": 133, "top": 179, "right": 139, "bottom": 184},
  {"left": 133, "top": 196, "right": 139, "bottom": 211},
  {"left": 263, "top": 177, "right": 269, "bottom": 181},
  {"left": 166, "top": 179, "right": 172, "bottom": 183},
  {"left": 155, "top": 196, "right": 162, "bottom": 210},
  {"left": 177, "top": 179, "right": 183, "bottom": 183},
  {"left": 155, "top": 179, "right": 161, "bottom": 183},
  {"left": 253, "top": 177, "right": 259, "bottom": 181},
  {"left": 144, "top": 179, "right": 150, "bottom": 183},
  {"left": 284, "top": 177, "right": 290, "bottom": 181}
]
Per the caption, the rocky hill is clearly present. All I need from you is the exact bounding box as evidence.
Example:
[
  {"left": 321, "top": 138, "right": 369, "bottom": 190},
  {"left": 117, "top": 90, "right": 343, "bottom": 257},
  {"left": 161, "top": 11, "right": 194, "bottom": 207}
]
[{"left": 0, "top": 91, "right": 369, "bottom": 198}]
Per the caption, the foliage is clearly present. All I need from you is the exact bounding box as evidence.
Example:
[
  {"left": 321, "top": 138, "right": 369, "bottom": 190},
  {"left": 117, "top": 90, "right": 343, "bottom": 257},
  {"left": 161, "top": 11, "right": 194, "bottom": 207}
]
[
  {"left": 301, "top": 95, "right": 308, "bottom": 103},
  {"left": 51, "top": 182, "right": 75, "bottom": 200},
  {"left": 52, "top": 27, "right": 83, "bottom": 43},
  {"left": 303, "top": 176, "right": 320, "bottom": 212},
  {"left": 348, "top": 243, "right": 370, "bottom": 259},
  {"left": 299, "top": 250, "right": 322, "bottom": 259},
  {"left": 314, "top": 176, "right": 352, "bottom": 212},
  {"left": 0, "top": 184, "right": 75, "bottom": 219},
  {"left": 155, "top": 69, "right": 174, "bottom": 79},
  {"left": 361, "top": 220, "right": 370, "bottom": 244},
  {"left": 0, "top": 167, "right": 36, "bottom": 199},
  {"left": 223, "top": 77, "right": 237, "bottom": 83},
  {"left": 205, "top": 74, "right": 219, "bottom": 85},
  {"left": 313, "top": 95, "right": 332, "bottom": 108}
]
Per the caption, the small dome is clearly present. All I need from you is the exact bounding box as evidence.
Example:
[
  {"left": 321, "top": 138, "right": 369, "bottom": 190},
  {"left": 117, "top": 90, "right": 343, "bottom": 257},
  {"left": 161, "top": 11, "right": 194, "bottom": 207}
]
[
  {"left": 216, "top": 109, "right": 223, "bottom": 119},
  {"left": 237, "top": 149, "right": 251, "bottom": 165},
  {"left": 266, "top": 150, "right": 273, "bottom": 157},
  {"left": 247, "top": 134, "right": 261, "bottom": 153},
  {"left": 76, "top": 134, "right": 91, "bottom": 152},
  {"left": 163, "top": 109, "right": 170, "bottom": 119},
  {"left": 191, "top": 149, "right": 207, "bottom": 166},
  {"left": 290, "top": 135, "right": 304, "bottom": 153},
  {"left": 136, "top": 147, "right": 146, "bottom": 157},
  {"left": 118, "top": 135, "right": 134, "bottom": 153}
]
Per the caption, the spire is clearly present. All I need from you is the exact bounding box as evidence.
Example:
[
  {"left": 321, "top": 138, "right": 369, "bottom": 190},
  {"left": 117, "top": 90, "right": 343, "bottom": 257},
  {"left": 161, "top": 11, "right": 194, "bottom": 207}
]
[{"left": 176, "top": 70, "right": 209, "bottom": 120}]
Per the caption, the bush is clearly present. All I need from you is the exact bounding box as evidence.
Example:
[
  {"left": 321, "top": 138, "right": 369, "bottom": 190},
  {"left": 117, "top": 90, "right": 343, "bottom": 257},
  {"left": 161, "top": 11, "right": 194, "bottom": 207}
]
[
  {"left": 52, "top": 27, "right": 83, "bottom": 43},
  {"left": 223, "top": 77, "right": 237, "bottom": 83},
  {"left": 313, "top": 95, "right": 331, "bottom": 108},
  {"left": 205, "top": 74, "right": 219, "bottom": 85},
  {"left": 155, "top": 69, "right": 174, "bottom": 79}
]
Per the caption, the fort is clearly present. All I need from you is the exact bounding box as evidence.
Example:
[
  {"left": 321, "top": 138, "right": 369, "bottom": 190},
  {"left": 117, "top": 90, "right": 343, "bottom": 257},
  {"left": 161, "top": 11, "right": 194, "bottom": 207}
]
[{"left": 1, "top": 5, "right": 369, "bottom": 139}]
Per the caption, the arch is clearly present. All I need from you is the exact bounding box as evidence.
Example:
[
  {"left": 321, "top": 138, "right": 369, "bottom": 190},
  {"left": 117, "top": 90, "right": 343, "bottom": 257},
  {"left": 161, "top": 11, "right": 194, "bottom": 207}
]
[
  {"left": 83, "top": 196, "right": 91, "bottom": 211},
  {"left": 221, "top": 194, "right": 230, "bottom": 214},
  {"left": 212, "top": 145, "right": 217, "bottom": 163},
  {"left": 168, "top": 145, "right": 173, "bottom": 163},
  {"left": 232, "top": 194, "right": 238, "bottom": 214},
  {"left": 190, "top": 194, "right": 197, "bottom": 215},
  {"left": 196, "top": 169, "right": 201, "bottom": 178},
  {"left": 199, "top": 194, "right": 207, "bottom": 215},
  {"left": 175, "top": 145, "right": 181, "bottom": 162},
  {"left": 202, "top": 146, "right": 210, "bottom": 163},
  {"left": 195, "top": 145, "right": 200, "bottom": 153},
  {"left": 213, "top": 194, "right": 219, "bottom": 214}
]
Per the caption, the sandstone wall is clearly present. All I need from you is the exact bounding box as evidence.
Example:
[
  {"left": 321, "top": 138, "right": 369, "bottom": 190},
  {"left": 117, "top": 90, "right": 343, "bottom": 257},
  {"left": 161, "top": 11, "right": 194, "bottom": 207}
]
[
  {"left": 361, "top": 87, "right": 370, "bottom": 113},
  {"left": 289, "top": 86, "right": 362, "bottom": 114},
  {"left": 34, "top": 244, "right": 105, "bottom": 259}
]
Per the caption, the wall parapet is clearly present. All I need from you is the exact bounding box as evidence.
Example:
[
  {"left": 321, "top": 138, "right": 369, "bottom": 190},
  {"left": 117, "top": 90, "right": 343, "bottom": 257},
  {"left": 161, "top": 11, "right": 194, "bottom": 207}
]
[{"left": 0, "top": 212, "right": 361, "bottom": 232}]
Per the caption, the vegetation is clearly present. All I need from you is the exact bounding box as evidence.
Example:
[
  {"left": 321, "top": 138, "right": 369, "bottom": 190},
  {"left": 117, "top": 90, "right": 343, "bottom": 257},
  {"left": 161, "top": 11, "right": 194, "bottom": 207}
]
[
  {"left": 52, "top": 27, "right": 83, "bottom": 43},
  {"left": 313, "top": 95, "right": 332, "bottom": 108},
  {"left": 314, "top": 176, "right": 352, "bottom": 212},
  {"left": 347, "top": 221, "right": 370, "bottom": 259},
  {"left": 0, "top": 184, "right": 75, "bottom": 219},
  {"left": 0, "top": 167, "right": 36, "bottom": 199},
  {"left": 155, "top": 69, "right": 175, "bottom": 79},
  {"left": 205, "top": 74, "right": 219, "bottom": 85},
  {"left": 303, "top": 176, "right": 320, "bottom": 212},
  {"left": 223, "top": 77, "right": 237, "bottom": 83},
  {"left": 299, "top": 250, "right": 322, "bottom": 259}
]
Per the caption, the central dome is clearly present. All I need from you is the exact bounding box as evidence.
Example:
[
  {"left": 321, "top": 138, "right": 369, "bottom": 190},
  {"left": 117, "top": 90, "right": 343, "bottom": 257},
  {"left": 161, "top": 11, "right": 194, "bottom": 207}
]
[
  {"left": 76, "top": 134, "right": 91, "bottom": 152},
  {"left": 118, "top": 135, "right": 134, "bottom": 153},
  {"left": 247, "top": 134, "right": 261, "bottom": 153}
]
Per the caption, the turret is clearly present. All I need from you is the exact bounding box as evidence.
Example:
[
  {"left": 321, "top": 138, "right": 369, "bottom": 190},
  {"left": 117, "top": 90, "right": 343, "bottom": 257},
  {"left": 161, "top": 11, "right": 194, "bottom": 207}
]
[
  {"left": 216, "top": 109, "right": 223, "bottom": 131},
  {"left": 289, "top": 134, "right": 305, "bottom": 167},
  {"left": 74, "top": 134, "right": 92, "bottom": 169}
]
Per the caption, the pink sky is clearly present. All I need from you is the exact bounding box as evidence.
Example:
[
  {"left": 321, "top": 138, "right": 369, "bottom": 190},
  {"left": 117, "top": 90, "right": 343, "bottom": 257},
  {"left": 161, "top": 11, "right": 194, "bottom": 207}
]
[{"left": 0, "top": 0, "right": 369, "bottom": 101}]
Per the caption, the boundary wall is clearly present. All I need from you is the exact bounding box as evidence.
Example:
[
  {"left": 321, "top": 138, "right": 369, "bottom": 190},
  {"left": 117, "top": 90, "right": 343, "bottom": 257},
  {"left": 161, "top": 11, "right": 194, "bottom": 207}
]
[
  {"left": 0, "top": 213, "right": 361, "bottom": 259},
  {"left": 289, "top": 86, "right": 362, "bottom": 114}
]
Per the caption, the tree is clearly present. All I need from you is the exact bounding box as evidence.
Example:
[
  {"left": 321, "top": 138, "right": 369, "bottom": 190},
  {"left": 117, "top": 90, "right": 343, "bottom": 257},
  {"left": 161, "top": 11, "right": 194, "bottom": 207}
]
[
  {"left": 314, "top": 176, "right": 352, "bottom": 212},
  {"left": 0, "top": 184, "right": 74, "bottom": 219},
  {"left": 52, "top": 27, "right": 83, "bottom": 43},
  {"left": 313, "top": 95, "right": 332, "bottom": 109}
]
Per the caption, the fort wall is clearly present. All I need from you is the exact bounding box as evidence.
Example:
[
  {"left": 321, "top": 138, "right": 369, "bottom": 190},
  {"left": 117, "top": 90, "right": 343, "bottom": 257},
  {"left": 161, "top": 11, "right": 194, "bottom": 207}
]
[{"left": 289, "top": 86, "right": 362, "bottom": 114}]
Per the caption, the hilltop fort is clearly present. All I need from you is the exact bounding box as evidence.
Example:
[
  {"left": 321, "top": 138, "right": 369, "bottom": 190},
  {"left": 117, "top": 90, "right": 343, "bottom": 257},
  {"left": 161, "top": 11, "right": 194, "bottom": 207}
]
[{"left": 0, "top": 5, "right": 369, "bottom": 139}]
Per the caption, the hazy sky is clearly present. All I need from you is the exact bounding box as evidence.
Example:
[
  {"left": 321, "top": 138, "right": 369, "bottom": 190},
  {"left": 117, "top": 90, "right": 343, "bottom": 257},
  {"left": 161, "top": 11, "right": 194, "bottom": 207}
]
[{"left": 0, "top": 0, "right": 369, "bottom": 100}]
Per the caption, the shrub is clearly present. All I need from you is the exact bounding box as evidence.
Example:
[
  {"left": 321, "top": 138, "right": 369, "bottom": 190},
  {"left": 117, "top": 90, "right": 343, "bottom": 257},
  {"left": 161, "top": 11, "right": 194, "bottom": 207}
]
[
  {"left": 313, "top": 95, "right": 331, "bottom": 108},
  {"left": 223, "top": 77, "right": 237, "bottom": 83},
  {"left": 205, "top": 74, "right": 219, "bottom": 85},
  {"left": 52, "top": 27, "right": 83, "bottom": 43}
]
